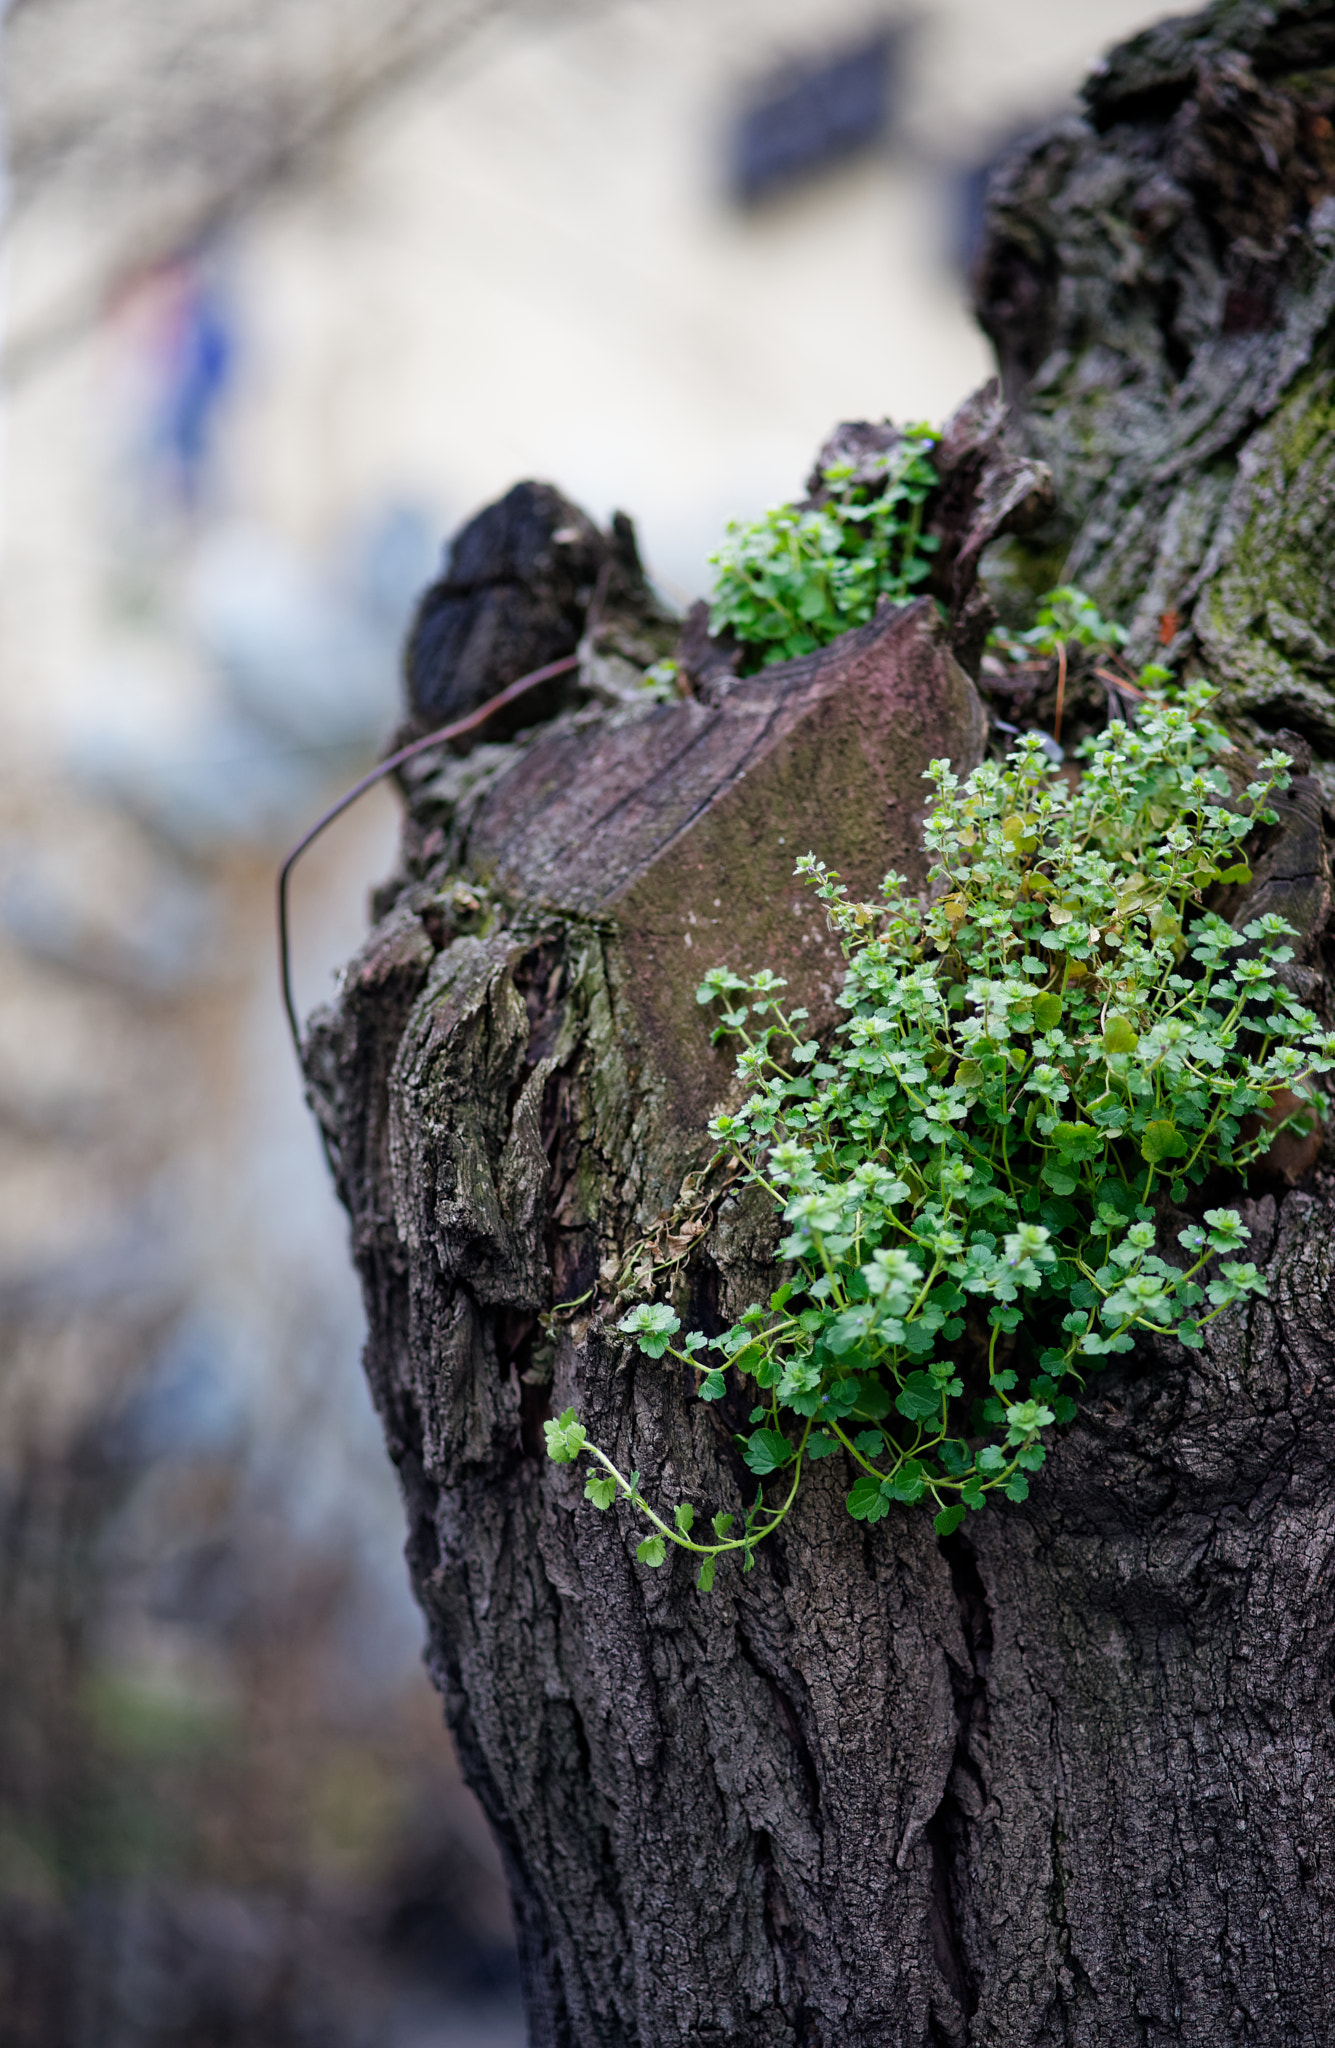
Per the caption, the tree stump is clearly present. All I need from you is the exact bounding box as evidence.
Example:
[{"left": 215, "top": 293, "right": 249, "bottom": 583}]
[{"left": 306, "top": 7, "right": 1335, "bottom": 2041}]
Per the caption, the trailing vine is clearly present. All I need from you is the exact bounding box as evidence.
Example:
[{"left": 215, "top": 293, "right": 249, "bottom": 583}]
[{"left": 546, "top": 597, "right": 1334, "bottom": 1584}]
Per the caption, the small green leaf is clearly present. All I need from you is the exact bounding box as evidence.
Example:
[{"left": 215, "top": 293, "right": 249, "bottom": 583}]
[
  {"left": 1204, "top": 1207, "right": 1249, "bottom": 1252},
  {"left": 674, "top": 1503, "right": 696, "bottom": 1537},
  {"left": 584, "top": 1472, "right": 618, "bottom": 1510},
  {"left": 636, "top": 1534, "right": 667, "bottom": 1568},
  {"left": 846, "top": 1475, "right": 891, "bottom": 1522},
  {"left": 697, "top": 1555, "right": 716, "bottom": 1592},
  {"left": 699, "top": 1369, "right": 726, "bottom": 1401},
  {"left": 743, "top": 1429, "right": 794, "bottom": 1475},
  {"left": 896, "top": 1372, "right": 943, "bottom": 1422},
  {"left": 1034, "top": 993, "right": 1063, "bottom": 1031},
  {"left": 1103, "top": 1016, "right": 1138, "bottom": 1055},
  {"left": 1141, "top": 1119, "right": 1189, "bottom": 1165},
  {"left": 543, "top": 1408, "right": 585, "bottom": 1463},
  {"left": 617, "top": 1302, "right": 682, "bottom": 1359},
  {"left": 934, "top": 1505, "right": 967, "bottom": 1537},
  {"left": 712, "top": 1511, "right": 735, "bottom": 1539},
  {"left": 884, "top": 1460, "right": 927, "bottom": 1503}
]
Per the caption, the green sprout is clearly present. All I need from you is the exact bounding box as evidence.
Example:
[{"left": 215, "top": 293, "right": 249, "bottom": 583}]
[{"left": 708, "top": 427, "right": 940, "bottom": 670}]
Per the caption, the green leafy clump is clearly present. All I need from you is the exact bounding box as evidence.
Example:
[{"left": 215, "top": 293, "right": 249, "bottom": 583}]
[
  {"left": 990, "top": 583, "right": 1128, "bottom": 664},
  {"left": 708, "top": 428, "right": 940, "bottom": 671},
  {"left": 550, "top": 681, "right": 1334, "bottom": 1579}
]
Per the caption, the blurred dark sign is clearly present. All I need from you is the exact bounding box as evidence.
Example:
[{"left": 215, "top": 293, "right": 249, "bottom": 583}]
[{"left": 729, "top": 28, "right": 899, "bottom": 204}]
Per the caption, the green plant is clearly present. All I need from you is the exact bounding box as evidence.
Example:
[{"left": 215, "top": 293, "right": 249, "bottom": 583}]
[
  {"left": 988, "top": 584, "right": 1139, "bottom": 746},
  {"left": 546, "top": 683, "right": 1334, "bottom": 1583},
  {"left": 990, "top": 584, "right": 1128, "bottom": 664},
  {"left": 707, "top": 428, "right": 940, "bottom": 671}
]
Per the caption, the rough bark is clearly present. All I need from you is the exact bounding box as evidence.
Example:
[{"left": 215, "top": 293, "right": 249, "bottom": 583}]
[
  {"left": 306, "top": 7, "right": 1335, "bottom": 2041},
  {"left": 975, "top": 0, "right": 1335, "bottom": 789}
]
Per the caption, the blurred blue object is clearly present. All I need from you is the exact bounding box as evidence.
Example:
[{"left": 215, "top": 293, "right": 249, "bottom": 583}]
[
  {"left": 729, "top": 28, "right": 899, "bottom": 204},
  {"left": 149, "top": 262, "right": 238, "bottom": 510}
]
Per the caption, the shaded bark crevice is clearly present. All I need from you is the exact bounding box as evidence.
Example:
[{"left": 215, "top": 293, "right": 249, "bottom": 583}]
[
  {"left": 732, "top": 1622, "right": 823, "bottom": 1831},
  {"left": 752, "top": 1828, "right": 818, "bottom": 2048},
  {"left": 923, "top": 1535, "right": 992, "bottom": 2041}
]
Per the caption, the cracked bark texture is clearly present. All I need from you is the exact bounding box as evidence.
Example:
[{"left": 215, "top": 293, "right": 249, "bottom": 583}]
[
  {"left": 976, "top": 0, "right": 1335, "bottom": 797},
  {"left": 306, "top": 6, "right": 1335, "bottom": 2040}
]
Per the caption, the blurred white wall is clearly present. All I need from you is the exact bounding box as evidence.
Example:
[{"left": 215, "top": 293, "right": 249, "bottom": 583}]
[
  {"left": 228, "top": 0, "right": 1165, "bottom": 595},
  {"left": 0, "top": 0, "right": 1170, "bottom": 2036}
]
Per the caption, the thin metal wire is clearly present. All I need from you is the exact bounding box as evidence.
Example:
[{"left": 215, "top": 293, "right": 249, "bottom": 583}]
[{"left": 277, "top": 652, "right": 579, "bottom": 1058}]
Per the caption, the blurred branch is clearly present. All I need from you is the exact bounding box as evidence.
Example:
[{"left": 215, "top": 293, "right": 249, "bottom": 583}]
[{"left": 3, "top": 0, "right": 609, "bottom": 388}]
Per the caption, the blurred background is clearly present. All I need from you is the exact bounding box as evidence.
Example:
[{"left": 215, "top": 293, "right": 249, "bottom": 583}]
[{"left": 1, "top": 2, "right": 1167, "bottom": 2042}]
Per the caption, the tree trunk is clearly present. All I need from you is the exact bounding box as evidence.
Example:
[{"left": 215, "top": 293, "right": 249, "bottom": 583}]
[{"left": 305, "top": 7, "right": 1335, "bottom": 2041}]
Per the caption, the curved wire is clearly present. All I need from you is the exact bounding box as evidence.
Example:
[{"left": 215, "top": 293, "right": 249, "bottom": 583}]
[{"left": 277, "top": 652, "right": 580, "bottom": 1058}]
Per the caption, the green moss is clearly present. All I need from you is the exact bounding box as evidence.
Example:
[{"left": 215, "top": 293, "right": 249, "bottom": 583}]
[{"left": 1197, "top": 364, "right": 1335, "bottom": 758}]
